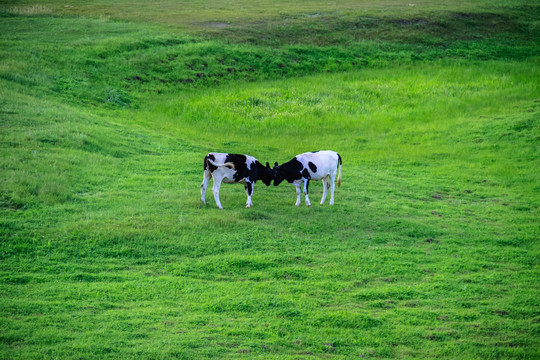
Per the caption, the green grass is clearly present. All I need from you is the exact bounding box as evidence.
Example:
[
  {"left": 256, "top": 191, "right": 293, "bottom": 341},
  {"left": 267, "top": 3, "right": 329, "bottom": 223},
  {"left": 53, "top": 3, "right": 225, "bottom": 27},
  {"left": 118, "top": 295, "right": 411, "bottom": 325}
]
[{"left": 1, "top": 0, "right": 539, "bottom": 359}]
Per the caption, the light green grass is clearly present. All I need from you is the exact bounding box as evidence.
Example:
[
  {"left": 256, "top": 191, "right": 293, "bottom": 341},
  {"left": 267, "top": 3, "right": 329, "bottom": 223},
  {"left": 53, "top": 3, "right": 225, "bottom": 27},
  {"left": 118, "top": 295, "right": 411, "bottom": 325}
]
[
  {"left": 2, "top": 60, "right": 538, "bottom": 359},
  {"left": 1, "top": 1, "right": 539, "bottom": 359}
]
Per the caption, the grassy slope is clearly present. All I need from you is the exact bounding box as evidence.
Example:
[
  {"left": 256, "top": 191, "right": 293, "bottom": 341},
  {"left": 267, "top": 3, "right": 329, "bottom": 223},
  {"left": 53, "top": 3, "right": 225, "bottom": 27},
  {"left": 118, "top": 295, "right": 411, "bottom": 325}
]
[
  {"left": 1, "top": 2, "right": 537, "bottom": 106},
  {"left": 1, "top": 1, "right": 539, "bottom": 359}
]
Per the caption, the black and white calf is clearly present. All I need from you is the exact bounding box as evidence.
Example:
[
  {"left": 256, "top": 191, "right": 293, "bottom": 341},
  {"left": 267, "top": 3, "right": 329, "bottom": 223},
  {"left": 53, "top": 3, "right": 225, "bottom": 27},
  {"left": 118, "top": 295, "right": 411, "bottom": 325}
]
[
  {"left": 201, "top": 153, "right": 273, "bottom": 209},
  {"left": 272, "top": 150, "right": 342, "bottom": 207}
]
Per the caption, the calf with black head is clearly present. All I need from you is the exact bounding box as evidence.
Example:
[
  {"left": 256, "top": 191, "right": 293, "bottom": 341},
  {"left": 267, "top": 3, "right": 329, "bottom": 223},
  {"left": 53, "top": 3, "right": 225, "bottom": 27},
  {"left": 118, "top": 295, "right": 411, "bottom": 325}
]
[
  {"left": 201, "top": 153, "right": 273, "bottom": 209},
  {"left": 273, "top": 150, "right": 342, "bottom": 207}
]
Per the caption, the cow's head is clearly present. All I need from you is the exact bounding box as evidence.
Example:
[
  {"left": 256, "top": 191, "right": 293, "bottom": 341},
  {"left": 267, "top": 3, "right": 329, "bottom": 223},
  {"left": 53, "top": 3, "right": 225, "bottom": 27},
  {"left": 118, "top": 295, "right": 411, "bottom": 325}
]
[
  {"left": 259, "top": 162, "right": 273, "bottom": 186},
  {"left": 272, "top": 162, "right": 285, "bottom": 186}
]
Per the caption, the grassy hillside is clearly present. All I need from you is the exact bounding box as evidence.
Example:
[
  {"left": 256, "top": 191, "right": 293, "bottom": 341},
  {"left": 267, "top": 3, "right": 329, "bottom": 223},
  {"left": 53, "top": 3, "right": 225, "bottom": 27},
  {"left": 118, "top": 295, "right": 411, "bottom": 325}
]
[
  {"left": 1, "top": 1, "right": 539, "bottom": 359},
  {"left": 1, "top": 1, "right": 538, "bottom": 106}
]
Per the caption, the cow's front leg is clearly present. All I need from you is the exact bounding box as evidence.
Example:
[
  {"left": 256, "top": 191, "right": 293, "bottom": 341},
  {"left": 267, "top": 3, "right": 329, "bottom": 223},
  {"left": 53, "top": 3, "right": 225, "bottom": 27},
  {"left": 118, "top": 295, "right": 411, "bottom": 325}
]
[
  {"left": 303, "top": 178, "right": 311, "bottom": 207},
  {"left": 295, "top": 184, "right": 301, "bottom": 206},
  {"left": 245, "top": 182, "right": 253, "bottom": 208}
]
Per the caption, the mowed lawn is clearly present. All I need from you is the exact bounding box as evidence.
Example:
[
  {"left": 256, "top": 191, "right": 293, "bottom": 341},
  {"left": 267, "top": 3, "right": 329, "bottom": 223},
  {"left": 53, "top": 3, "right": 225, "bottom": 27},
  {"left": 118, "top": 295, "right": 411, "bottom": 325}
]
[{"left": 1, "top": 1, "right": 539, "bottom": 359}]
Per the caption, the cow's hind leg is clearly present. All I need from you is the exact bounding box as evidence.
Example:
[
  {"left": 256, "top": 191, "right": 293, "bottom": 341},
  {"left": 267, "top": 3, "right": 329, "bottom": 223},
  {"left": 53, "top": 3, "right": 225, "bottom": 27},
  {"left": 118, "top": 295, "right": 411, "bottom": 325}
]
[
  {"left": 201, "top": 170, "right": 212, "bottom": 204},
  {"left": 320, "top": 176, "right": 330, "bottom": 205},
  {"left": 303, "top": 178, "right": 311, "bottom": 207},
  {"left": 212, "top": 176, "right": 224, "bottom": 209},
  {"left": 329, "top": 174, "right": 336, "bottom": 205},
  {"left": 245, "top": 182, "right": 254, "bottom": 208}
]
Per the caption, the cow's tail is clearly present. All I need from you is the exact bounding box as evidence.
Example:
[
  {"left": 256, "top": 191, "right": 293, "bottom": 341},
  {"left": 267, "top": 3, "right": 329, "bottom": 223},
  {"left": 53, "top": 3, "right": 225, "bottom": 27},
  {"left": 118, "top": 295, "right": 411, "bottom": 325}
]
[
  {"left": 337, "top": 153, "right": 342, "bottom": 187},
  {"left": 208, "top": 158, "right": 235, "bottom": 170}
]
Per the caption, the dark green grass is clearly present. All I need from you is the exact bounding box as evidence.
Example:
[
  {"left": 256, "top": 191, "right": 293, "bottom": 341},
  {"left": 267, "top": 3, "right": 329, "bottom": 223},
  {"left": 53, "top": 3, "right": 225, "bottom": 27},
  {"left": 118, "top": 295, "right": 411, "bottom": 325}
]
[{"left": 1, "top": 1, "right": 539, "bottom": 359}]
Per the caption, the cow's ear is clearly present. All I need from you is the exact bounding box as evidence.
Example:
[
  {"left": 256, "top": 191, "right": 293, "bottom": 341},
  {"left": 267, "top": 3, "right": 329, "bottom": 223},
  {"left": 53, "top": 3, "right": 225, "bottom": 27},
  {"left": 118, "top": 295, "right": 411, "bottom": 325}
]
[
  {"left": 266, "top": 162, "right": 270, "bottom": 168},
  {"left": 274, "top": 162, "right": 279, "bottom": 167}
]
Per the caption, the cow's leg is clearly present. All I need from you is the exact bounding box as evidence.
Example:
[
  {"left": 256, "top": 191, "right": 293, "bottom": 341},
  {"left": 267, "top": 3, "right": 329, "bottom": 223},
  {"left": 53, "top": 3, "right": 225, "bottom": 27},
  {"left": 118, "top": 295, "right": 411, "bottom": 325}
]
[
  {"left": 201, "top": 170, "right": 212, "bottom": 204},
  {"left": 295, "top": 184, "right": 301, "bottom": 206},
  {"left": 320, "top": 176, "right": 329, "bottom": 205},
  {"left": 212, "top": 176, "right": 224, "bottom": 209},
  {"left": 303, "top": 178, "right": 311, "bottom": 207},
  {"left": 245, "top": 182, "right": 254, "bottom": 208},
  {"left": 329, "top": 174, "right": 336, "bottom": 205}
]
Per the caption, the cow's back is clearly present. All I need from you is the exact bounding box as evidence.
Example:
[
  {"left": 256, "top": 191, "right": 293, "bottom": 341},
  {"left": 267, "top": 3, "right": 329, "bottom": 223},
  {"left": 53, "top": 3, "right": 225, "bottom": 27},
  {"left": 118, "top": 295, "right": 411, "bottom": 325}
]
[
  {"left": 296, "top": 151, "right": 339, "bottom": 179},
  {"left": 206, "top": 152, "right": 258, "bottom": 183}
]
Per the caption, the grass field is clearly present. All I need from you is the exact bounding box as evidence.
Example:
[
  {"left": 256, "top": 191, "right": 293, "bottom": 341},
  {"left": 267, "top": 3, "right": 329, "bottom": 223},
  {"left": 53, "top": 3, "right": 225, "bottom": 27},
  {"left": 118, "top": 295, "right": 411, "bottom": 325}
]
[{"left": 1, "top": 1, "right": 539, "bottom": 359}]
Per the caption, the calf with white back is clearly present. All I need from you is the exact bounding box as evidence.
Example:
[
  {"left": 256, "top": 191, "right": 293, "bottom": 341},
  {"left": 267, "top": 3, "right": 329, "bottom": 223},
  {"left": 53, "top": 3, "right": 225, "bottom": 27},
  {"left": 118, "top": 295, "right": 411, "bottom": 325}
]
[
  {"left": 272, "top": 150, "right": 342, "bottom": 207},
  {"left": 201, "top": 153, "right": 273, "bottom": 209}
]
